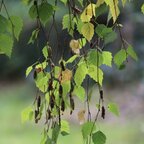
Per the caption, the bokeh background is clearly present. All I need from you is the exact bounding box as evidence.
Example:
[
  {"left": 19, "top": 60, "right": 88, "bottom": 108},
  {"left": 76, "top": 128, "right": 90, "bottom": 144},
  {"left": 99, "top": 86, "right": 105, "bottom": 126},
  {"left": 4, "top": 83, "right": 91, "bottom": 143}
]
[{"left": 0, "top": 0, "right": 144, "bottom": 144}]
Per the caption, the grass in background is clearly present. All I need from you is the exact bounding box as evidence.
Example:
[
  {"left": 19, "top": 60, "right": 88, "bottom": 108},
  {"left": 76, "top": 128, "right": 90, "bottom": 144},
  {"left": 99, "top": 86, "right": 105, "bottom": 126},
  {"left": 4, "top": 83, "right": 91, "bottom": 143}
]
[{"left": 0, "top": 82, "right": 143, "bottom": 144}]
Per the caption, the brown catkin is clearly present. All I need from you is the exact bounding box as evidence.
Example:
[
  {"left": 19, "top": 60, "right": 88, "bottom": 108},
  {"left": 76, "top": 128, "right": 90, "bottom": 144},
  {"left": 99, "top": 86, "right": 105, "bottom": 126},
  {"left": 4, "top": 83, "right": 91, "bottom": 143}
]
[
  {"left": 59, "top": 85, "right": 63, "bottom": 95},
  {"left": 35, "top": 110, "right": 39, "bottom": 123},
  {"left": 100, "top": 90, "right": 103, "bottom": 100},
  {"left": 60, "top": 61, "right": 65, "bottom": 71},
  {"left": 70, "top": 97, "right": 75, "bottom": 110},
  {"left": 50, "top": 93, "right": 55, "bottom": 109},
  {"left": 47, "top": 109, "right": 52, "bottom": 120},
  {"left": 61, "top": 99, "right": 65, "bottom": 112},
  {"left": 37, "top": 95, "right": 41, "bottom": 109},
  {"left": 48, "top": 79, "right": 53, "bottom": 91},
  {"left": 101, "top": 106, "right": 105, "bottom": 119},
  {"left": 33, "top": 70, "right": 37, "bottom": 79}
]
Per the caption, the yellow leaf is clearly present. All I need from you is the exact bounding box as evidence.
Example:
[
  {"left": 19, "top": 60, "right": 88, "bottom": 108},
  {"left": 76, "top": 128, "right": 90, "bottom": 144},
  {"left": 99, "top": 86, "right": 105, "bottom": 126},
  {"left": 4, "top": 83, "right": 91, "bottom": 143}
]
[
  {"left": 78, "top": 110, "right": 86, "bottom": 125},
  {"left": 80, "top": 3, "right": 96, "bottom": 22},
  {"left": 105, "top": 0, "right": 120, "bottom": 23},
  {"left": 62, "top": 69, "right": 72, "bottom": 83},
  {"left": 81, "top": 23, "right": 94, "bottom": 42},
  {"left": 70, "top": 39, "right": 79, "bottom": 49},
  {"left": 69, "top": 39, "right": 80, "bottom": 54}
]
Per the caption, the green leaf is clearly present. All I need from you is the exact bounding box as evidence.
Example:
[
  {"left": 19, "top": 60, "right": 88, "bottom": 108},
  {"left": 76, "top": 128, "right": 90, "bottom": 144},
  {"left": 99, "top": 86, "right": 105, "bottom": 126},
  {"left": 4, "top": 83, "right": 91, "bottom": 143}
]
[
  {"left": 9, "top": 16, "right": 23, "bottom": 40},
  {"left": 127, "top": 45, "right": 138, "bottom": 61},
  {"left": 21, "top": 106, "right": 33, "bottom": 123},
  {"left": 102, "top": 51, "right": 112, "bottom": 67},
  {"left": 66, "top": 55, "right": 78, "bottom": 64},
  {"left": 0, "top": 34, "right": 13, "bottom": 57},
  {"left": 141, "top": 4, "right": 144, "bottom": 14},
  {"left": 62, "top": 81, "right": 71, "bottom": 97},
  {"left": 74, "top": 62, "right": 87, "bottom": 86},
  {"left": 78, "top": 0, "right": 83, "bottom": 6},
  {"left": 88, "top": 65, "right": 103, "bottom": 86},
  {"left": 95, "top": 24, "right": 117, "bottom": 44},
  {"left": 87, "top": 49, "right": 103, "bottom": 66},
  {"left": 108, "top": 103, "right": 119, "bottom": 116},
  {"left": 42, "top": 46, "right": 48, "bottom": 58},
  {"left": 22, "top": 0, "right": 33, "bottom": 5},
  {"left": 35, "top": 72, "right": 50, "bottom": 92},
  {"left": 92, "top": 131, "right": 106, "bottom": 144},
  {"left": 62, "top": 14, "right": 75, "bottom": 36},
  {"left": 95, "top": 24, "right": 112, "bottom": 38},
  {"left": 73, "top": 86, "right": 85, "bottom": 102},
  {"left": 52, "top": 123, "right": 60, "bottom": 143},
  {"left": 0, "top": 15, "right": 9, "bottom": 33},
  {"left": 82, "top": 122, "right": 96, "bottom": 139},
  {"left": 76, "top": 19, "right": 84, "bottom": 34},
  {"left": 81, "top": 23, "right": 94, "bottom": 42},
  {"left": 114, "top": 49, "right": 127, "bottom": 68},
  {"left": 29, "top": 5, "right": 37, "bottom": 19},
  {"left": 40, "top": 129, "right": 51, "bottom": 144},
  {"left": 45, "top": 93, "right": 49, "bottom": 103},
  {"left": 78, "top": 38, "right": 87, "bottom": 48},
  {"left": 26, "top": 65, "right": 33, "bottom": 77},
  {"left": 28, "top": 29, "right": 39, "bottom": 44},
  {"left": 61, "top": 120, "right": 70, "bottom": 136},
  {"left": 39, "top": 2, "right": 54, "bottom": 24},
  {"left": 95, "top": 3, "right": 108, "bottom": 18},
  {"left": 60, "top": 0, "right": 67, "bottom": 5},
  {"left": 104, "top": 31, "right": 117, "bottom": 44}
]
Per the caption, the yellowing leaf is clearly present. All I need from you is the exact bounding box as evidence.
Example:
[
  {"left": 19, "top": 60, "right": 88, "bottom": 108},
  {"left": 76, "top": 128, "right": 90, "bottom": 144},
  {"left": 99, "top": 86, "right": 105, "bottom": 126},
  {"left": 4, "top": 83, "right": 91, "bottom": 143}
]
[
  {"left": 121, "top": 0, "right": 127, "bottom": 7},
  {"left": 102, "top": 51, "right": 112, "bottom": 67},
  {"left": 108, "top": 103, "right": 119, "bottom": 116},
  {"left": 69, "top": 38, "right": 86, "bottom": 54},
  {"left": 105, "top": 0, "right": 120, "bottom": 22},
  {"left": 62, "top": 69, "right": 72, "bottom": 83},
  {"left": 61, "top": 120, "right": 70, "bottom": 135},
  {"left": 81, "top": 23, "right": 94, "bottom": 42},
  {"left": 70, "top": 39, "right": 79, "bottom": 49},
  {"left": 88, "top": 65, "right": 103, "bottom": 86},
  {"left": 96, "top": 0, "right": 105, "bottom": 7},
  {"left": 26, "top": 65, "right": 33, "bottom": 77},
  {"left": 81, "top": 3, "right": 96, "bottom": 22},
  {"left": 21, "top": 106, "right": 33, "bottom": 123},
  {"left": 78, "top": 110, "right": 85, "bottom": 125}
]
